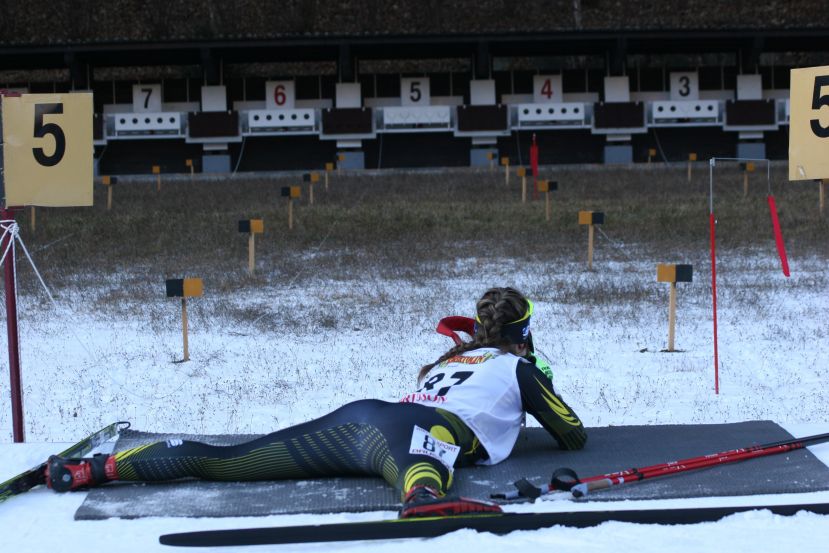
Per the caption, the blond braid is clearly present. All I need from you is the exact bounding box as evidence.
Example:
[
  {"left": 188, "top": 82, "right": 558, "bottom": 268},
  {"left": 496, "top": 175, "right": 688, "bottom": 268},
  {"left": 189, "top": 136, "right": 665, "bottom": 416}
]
[{"left": 418, "top": 287, "right": 528, "bottom": 383}]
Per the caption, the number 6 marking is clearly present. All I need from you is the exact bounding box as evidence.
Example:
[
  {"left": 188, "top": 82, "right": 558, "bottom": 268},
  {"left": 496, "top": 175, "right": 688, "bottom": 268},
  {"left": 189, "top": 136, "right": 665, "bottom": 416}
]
[{"left": 32, "top": 103, "right": 66, "bottom": 167}]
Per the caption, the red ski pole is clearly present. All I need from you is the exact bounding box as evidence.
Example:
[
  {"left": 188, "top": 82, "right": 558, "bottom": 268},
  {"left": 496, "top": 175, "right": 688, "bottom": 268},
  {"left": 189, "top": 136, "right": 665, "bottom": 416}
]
[
  {"left": 493, "top": 432, "right": 829, "bottom": 502},
  {"left": 568, "top": 432, "right": 829, "bottom": 497}
]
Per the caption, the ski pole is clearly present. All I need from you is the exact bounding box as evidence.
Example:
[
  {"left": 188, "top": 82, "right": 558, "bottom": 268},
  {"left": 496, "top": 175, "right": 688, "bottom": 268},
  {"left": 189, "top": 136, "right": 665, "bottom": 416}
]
[
  {"left": 493, "top": 432, "right": 829, "bottom": 501},
  {"left": 574, "top": 444, "right": 795, "bottom": 496},
  {"left": 571, "top": 432, "right": 829, "bottom": 497},
  {"left": 578, "top": 434, "right": 819, "bottom": 484}
]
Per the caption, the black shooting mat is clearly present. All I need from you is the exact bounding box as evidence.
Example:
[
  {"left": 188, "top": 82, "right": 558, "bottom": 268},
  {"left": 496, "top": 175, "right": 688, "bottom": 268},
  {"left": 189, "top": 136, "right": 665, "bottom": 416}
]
[{"left": 74, "top": 421, "right": 829, "bottom": 520}]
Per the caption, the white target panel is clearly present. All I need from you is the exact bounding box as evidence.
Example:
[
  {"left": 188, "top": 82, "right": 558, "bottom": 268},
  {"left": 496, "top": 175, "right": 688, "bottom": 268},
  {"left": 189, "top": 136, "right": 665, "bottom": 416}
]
[
  {"left": 470, "top": 80, "right": 496, "bottom": 106},
  {"left": 737, "top": 74, "right": 763, "bottom": 100},
  {"left": 115, "top": 112, "right": 182, "bottom": 132},
  {"left": 533, "top": 75, "right": 563, "bottom": 103},
  {"left": 266, "top": 81, "right": 296, "bottom": 109},
  {"left": 201, "top": 86, "right": 227, "bottom": 112},
  {"left": 651, "top": 100, "right": 719, "bottom": 120},
  {"left": 383, "top": 106, "right": 451, "bottom": 126},
  {"left": 248, "top": 109, "right": 315, "bottom": 129},
  {"left": 401, "top": 77, "right": 431, "bottom": 106},
  {"left": 517, "top": 102, "right": 585, "bottom": 123},
  {"left": 670, "top": 72, "right": 700, "bottom": 100},
  {"left": 336, "top": 83, "right": 362, "bottom": 108},
  {"left": 603, "top": 76, "right": 630, "bottom": 103},
  {"left": 132, "top": 84, "right": 162, "bottom": 112}
]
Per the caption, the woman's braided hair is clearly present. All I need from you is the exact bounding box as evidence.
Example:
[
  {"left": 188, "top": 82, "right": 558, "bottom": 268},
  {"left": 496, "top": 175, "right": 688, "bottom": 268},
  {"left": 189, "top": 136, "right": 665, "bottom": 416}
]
[{"left": 418, "top": 287, "right": 529, "bottom": 383}]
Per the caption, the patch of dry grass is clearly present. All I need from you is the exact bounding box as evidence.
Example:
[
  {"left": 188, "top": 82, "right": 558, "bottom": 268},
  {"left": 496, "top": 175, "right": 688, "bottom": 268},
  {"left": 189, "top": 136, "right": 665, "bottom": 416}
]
[{"left": 9, "top": 163, "right": 827, "bottom": 315}]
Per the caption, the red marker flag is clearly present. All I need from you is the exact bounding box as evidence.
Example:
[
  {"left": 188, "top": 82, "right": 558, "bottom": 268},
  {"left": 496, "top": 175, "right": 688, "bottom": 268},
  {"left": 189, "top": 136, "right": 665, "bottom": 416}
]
[
  {"left": 767, "top": 195, "right": 790, "bottom": 277},
  {"left": 530, "top": 134, "right": 539, "bottom": 178}
]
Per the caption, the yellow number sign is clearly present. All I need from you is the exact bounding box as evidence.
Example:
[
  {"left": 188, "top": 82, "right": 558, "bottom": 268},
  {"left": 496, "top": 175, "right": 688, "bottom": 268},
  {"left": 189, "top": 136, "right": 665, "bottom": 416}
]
[
  {"left": 2, "top": 93, "right": 93, "bottom": 207},
  {"left": 790, "top": 65, "right": 829, "bottom": 180}
]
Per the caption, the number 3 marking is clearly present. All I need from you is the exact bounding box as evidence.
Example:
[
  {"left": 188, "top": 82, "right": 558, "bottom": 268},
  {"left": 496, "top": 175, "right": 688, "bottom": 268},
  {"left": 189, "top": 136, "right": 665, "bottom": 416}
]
[
  {"left": 678, "top": 76, "right": 691, "bottom": 97},
  {"left": 417, "top": 371, "right": 473, "bottom": 396},
  {"left": 810, "top": 75, "right": 829, "bottom": 138},
  {"left": 32, "top": 103, "right": 66, "bottom": 167}
]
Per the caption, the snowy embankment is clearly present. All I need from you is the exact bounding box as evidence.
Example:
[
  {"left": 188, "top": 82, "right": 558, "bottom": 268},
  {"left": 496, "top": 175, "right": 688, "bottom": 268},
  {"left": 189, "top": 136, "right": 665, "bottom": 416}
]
[{"left": 1, "top": 242, "right": 828, "bottom": 551}]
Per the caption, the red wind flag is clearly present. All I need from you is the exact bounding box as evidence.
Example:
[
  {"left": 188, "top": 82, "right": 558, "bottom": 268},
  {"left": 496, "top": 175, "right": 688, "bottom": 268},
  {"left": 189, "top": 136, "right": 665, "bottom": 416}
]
[
  {"left": 530, "top": 134, "right": 539, "bottom": 178},
  {"left": 767, "top": 195, "right": 790, "bottom": 277}
]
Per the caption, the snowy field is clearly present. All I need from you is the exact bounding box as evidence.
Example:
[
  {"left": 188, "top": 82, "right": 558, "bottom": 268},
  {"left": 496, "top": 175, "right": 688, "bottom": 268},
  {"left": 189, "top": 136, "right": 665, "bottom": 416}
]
[{"left": 1, "top": 168, "right": 828, "bottom": 551}]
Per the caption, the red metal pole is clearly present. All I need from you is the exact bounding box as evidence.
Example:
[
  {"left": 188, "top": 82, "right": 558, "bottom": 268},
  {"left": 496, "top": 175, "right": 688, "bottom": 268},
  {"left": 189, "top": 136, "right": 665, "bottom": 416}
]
[
  {"left": 710, "top": 212, "right": 719, "bottom": 394},
  {"left": 1, "top": 208, "right": 24, "bottom": 442}
]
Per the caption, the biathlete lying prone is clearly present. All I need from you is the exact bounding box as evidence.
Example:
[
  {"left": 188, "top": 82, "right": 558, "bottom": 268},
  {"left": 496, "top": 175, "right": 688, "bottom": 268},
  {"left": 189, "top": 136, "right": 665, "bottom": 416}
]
[{"left": 46, "top": 286, "right": 587, "bottom": 517}]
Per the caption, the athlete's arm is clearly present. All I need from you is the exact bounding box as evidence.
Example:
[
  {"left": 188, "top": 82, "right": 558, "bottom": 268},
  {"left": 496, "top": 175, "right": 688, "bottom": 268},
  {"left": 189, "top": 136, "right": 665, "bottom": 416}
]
[{"left": 516, "top": 359, "right": 587, "bottom": 450}]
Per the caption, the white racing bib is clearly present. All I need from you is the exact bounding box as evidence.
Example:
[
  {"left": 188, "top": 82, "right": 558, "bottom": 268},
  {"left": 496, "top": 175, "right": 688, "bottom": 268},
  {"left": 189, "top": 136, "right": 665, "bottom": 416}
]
[{"left": 409, "top": 425, "right": 460, "bottom": 471}]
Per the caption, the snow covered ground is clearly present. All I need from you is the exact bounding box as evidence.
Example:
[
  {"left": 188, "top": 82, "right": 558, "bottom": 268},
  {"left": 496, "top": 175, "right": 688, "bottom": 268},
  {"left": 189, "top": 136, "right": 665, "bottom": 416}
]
[{"left": 1, "top": 223, "right": 828, "bottom": 550}]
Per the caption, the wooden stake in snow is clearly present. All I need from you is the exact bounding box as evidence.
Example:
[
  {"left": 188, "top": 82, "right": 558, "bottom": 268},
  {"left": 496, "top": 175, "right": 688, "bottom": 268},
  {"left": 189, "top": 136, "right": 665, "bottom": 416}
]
[
  {"left": 165, "top": 278, "right": 203, "bottom": 362},
  {"left": 517, "top": 167, "right": 527, "bottom": 203},
  {"left": 687, "top": 153, "right": 697, "bottom": 182},
  {"left": 325, "top": 162, "right": 334, "bottom": 191},
  {"left": 538, "top": 180, "right": 558, "bottom": 222},
  {"left": 657, "top": 264, "right": 693, "bottom": 351},
  {"left": 238, "top": 219, "right": 264, "bottom": 274},
  {"left": 501, "top": 156, "right": 510, "bottom": 186},
  {"left": 185, "top": 158, "right": 194, "bottom": 180},
  {"left": 152, "top": 165, "right": 162, "bottom": 192},
  {"left": 740, "top": 162, "right": 755, "bottom": 198},
  {"left": 102, "top": 176, "right": 117, "bottom": 210},
  {"left": 648, "top": 148, "right": 656, "bottom": 164},
  {"left": 281, "top": 186, "right": 301, "bottom": 230},
  {"left": 303, "top": 172, "right": 320, "bottom": 205},
  {"left": 578, "top": 211, "right": 604, "bottom": 270}
]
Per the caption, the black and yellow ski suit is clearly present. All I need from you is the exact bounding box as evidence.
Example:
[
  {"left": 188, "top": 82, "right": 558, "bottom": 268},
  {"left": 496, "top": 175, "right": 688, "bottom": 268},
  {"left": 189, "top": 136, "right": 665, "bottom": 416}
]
[{"left": 112, "top": 359, "right": 586, "bottom": 500}]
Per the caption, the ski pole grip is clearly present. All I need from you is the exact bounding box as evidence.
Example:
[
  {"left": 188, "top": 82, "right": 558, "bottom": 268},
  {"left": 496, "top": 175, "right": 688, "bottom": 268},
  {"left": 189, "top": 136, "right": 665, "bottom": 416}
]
[
  {"left": 571, "top": 478, "right": 613, "bottom": 498},
  {"left": 551, "top": 467, "right": 581, "bottom": 491}
]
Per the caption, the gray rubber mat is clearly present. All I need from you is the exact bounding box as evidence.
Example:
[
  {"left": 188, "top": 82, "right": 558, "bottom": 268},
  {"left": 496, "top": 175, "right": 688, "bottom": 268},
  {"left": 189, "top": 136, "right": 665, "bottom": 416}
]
[{"left": 74, "top": 421, "right": 829, "bottom": 519}]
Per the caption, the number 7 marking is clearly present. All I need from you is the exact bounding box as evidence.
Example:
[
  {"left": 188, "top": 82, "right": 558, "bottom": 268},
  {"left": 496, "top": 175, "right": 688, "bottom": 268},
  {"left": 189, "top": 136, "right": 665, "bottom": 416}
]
[
  {"left": 141, "top": 88, "right": 153, "bottom": 110},
  {"left": 435, "top": 371, "right": 473, "bottom": 397}
]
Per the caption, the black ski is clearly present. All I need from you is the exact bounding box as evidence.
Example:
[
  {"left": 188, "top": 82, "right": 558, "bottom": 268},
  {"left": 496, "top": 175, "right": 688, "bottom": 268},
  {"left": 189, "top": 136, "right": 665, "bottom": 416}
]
[
  {"left": 160, "top": 502, "right": 829, "bottom": 547},
  {"left": 0, "top": 421, "right": 130, "bottom": 503}
]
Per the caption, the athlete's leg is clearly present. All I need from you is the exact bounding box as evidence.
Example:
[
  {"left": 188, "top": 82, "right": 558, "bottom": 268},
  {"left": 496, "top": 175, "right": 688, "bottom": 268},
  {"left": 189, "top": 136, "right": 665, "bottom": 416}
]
[
  {"left": 366, "top": 403, "right": 486, "bottom": 499},
  {"left": 47, "top": 399, "right": 486, "bottom": 500},
  {"left": 113, "top": 399, "right": 396, "bottom": 482}
]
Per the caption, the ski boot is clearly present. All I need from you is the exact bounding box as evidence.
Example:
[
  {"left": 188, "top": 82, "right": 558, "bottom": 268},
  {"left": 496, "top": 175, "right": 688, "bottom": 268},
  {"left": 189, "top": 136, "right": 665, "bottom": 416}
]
[
  {"left": 45, "top": 453, "right": 118, "bottom": 492},
  {"left": 398, "top": 485, "right": 503, "bottom": 518}
]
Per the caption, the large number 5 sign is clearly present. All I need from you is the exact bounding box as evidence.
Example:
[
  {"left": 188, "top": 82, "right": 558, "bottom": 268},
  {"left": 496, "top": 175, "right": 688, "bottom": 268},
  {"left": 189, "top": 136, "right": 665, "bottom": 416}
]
[
  {"left": 1, "top": 93, "right": 93, "bottom": 207},
  {"left": 789, "top": 66, "right": 829, "bottom": 181}
]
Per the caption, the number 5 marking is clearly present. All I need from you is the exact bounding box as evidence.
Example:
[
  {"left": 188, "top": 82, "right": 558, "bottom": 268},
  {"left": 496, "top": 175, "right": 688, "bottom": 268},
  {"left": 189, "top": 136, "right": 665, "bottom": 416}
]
[
  {"left": 810, "top": 75, "right": 829, "bottom": 138},
  {"left": 32, "top": 103, "right": 66, "bottom": 167},
  {"left": 409, "top": 81, "right": 422, "bottom": 103}
]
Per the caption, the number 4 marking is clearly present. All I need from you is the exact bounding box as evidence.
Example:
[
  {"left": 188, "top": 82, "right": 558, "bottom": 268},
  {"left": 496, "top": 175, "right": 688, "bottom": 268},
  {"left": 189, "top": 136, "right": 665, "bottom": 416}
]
[{"left": 540, "top": 79, "right": 553, "bottom": 99}]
